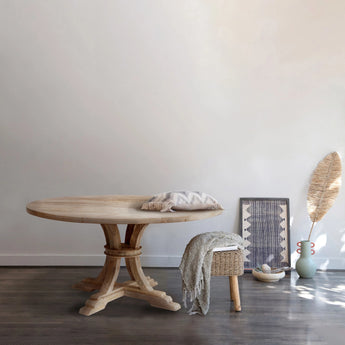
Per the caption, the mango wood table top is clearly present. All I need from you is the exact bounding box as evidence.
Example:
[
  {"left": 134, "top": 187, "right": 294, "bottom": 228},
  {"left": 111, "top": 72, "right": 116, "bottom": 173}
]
[{"left": 26, "top": 195, "right": 223, "bottom": 225}]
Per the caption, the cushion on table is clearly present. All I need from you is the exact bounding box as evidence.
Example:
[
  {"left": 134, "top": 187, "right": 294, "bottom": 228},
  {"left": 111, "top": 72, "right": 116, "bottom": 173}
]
[{"left": 141, "top": 191, "right": 223, "bottom": 212}]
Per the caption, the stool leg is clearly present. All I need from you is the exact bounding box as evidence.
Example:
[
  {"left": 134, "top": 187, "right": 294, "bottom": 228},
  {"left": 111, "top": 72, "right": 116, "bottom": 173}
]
[
  {"left": 229, "top": 276, "right": 241, "bottom": 312},
  {"left": 229, "top": 278, "right": 234, "bottom": 301}
]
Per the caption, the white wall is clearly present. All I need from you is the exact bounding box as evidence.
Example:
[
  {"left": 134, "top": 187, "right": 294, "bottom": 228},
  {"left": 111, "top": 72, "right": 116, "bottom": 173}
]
[{"left": 1, "top": 0, "right": 344, "bottom": 269}]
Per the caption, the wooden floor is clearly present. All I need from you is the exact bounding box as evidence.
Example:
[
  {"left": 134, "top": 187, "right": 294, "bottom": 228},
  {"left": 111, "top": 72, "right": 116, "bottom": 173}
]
[{"left": 0, "top": 267, "right": 344, "bottom": 345}]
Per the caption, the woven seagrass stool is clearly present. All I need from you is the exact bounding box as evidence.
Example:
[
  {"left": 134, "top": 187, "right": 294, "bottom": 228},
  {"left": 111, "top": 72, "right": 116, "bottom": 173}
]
[{"left": 211, "top": 249, "right": 244, "bottom": 312}]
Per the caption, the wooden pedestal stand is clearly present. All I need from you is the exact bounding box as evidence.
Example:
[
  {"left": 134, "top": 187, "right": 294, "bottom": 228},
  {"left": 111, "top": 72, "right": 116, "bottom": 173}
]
[{"left": 73, "top": 224, "right": 181, "bottom": 316}]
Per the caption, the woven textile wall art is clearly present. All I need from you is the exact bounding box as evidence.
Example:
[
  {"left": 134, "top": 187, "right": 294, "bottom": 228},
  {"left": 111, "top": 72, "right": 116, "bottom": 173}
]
[{"left": 240, "top": 198, "right": 290, "bottom": 270}]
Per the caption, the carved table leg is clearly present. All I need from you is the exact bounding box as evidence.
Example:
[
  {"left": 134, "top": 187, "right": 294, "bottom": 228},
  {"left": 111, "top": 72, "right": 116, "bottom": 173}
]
[
  {"left": 75, "top": 223, "right": 180, "bottom": 316},
  {"left": 124, "top": 224, "right": 180, "bottom": 311}
]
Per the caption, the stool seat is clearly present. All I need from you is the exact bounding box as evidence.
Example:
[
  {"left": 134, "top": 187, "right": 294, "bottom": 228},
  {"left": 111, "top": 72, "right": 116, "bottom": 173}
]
[{"left": 211, "top": 249, "right": 244, "bottom": 311}]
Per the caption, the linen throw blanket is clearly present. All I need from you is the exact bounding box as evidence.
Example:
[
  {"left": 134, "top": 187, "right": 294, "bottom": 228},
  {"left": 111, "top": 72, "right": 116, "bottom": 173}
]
[{"left": 179, "top": 231, "right": 244, "bottom": 315}]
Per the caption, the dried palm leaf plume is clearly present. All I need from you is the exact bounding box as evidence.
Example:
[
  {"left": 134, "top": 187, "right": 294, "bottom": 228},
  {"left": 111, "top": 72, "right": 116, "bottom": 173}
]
[{"left": 307, "top": 152, "right": 342, "bottom": 241}]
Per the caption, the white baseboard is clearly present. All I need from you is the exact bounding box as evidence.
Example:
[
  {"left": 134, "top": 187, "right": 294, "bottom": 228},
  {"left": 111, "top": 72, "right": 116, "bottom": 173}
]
[
  {"left": 0, "top": 254, "right": 182, "bottom": 267},
  {"left": 0, "top": 255, "right": 344, "bottom": 270}
]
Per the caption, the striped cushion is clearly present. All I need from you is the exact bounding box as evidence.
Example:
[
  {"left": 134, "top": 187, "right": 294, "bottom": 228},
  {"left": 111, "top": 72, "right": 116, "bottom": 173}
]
[{"left": 141, "top": 191, "right": 223, "bottom": 212}]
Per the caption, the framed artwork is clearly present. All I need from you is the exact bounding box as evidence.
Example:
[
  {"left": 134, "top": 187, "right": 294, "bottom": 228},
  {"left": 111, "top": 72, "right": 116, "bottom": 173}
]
[{"left": 240, "top": 198, "right": 290, "bottom": 271}]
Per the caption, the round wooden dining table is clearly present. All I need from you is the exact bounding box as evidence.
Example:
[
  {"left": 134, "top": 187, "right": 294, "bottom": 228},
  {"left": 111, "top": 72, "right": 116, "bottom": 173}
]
[{"left": 26, "top": 195, "right": 223, "bottom": 316}]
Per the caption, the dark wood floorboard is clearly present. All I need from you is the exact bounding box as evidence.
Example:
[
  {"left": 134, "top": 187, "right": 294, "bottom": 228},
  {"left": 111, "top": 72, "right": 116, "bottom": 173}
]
[{"left": 0, "top": 267, "right": 344, "bottom": 345}]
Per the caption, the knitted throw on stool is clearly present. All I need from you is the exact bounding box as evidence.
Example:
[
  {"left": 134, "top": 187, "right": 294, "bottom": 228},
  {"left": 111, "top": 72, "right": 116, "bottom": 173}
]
[{"left": 179, "top": 231, "right": 244, "bottom": 315}]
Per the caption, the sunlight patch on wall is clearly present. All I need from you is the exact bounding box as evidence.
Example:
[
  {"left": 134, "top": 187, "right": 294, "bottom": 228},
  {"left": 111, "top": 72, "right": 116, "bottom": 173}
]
[
  {"left": 319, "top": 259, "right": 329, "bottom": 271},
  {"left": 340, "top": 231, "right": 345, "bottom": 253},
  {"left": 314, "top": 233, "right": 327, "bottom": 251},
  {"left": 291, "top": 251, "right": 299, "bottom": 268}
]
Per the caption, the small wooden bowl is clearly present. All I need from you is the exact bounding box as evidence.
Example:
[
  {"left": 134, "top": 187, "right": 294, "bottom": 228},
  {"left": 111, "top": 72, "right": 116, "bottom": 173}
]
[{"left": 252, "top": 268, "right": 285, "bottom": 282}]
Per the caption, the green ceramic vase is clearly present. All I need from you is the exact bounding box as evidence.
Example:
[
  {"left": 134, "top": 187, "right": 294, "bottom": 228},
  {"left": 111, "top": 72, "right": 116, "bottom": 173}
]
[{"left": 296, "top": 240, "right": 316, "bottom": 278}]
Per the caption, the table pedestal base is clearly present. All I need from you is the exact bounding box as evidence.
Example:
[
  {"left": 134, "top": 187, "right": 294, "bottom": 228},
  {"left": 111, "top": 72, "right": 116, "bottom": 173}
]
[{"left": 73, "top": 224, "right": 181, "bottom": 316}]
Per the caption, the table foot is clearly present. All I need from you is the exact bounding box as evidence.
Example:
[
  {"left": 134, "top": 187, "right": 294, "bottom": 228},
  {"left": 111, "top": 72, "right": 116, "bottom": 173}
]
[
  {"left": 125, "top": 287, "right": 181, "bottom": 311},
  {"left": 79, "top": 303, "right": 106, "bottom": 316},
  {"left": 79, "top": 287, "right": 125, "bottom": 316}
]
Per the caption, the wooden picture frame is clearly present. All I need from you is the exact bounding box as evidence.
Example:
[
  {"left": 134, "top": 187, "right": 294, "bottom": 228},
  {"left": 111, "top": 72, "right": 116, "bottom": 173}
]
[{"left": 240, "top": 198, "right": 290, "bottom": 271}]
